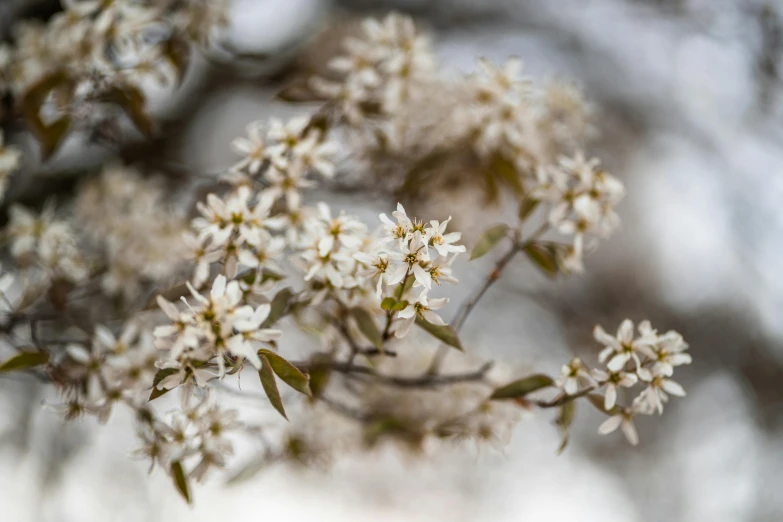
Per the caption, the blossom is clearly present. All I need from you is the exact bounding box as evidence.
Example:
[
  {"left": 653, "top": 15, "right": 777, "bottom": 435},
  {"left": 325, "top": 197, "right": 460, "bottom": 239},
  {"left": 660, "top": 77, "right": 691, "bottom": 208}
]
[
  {"left": 154, "top": 275, "right": 282, "bottom": 378},
  {"left": 598, "top": 408, "right": 639, "bottom": 446},
  {"left": 388, "top": 230, "right": 431, "bottom": 289},
  {"left": 230, "top": 120, "right": 267, "bottom": 174},
  {"left": 426, "top": 217, "right": 465, "bottom": 257},
  {"left": 593, "top": 319, "right": 657, "bottom": 372},
  {"left": 591, "top": 368, "right": 638, "bottom": 410},
  {"left": 634, "top": 374, "right": 687, "bottom": 415},
  {"left": 379, "top": 203, "right": 414, "bottom": 245},
  {"left": 394, "top": 291, "right": 448, "bottom": 338},
  {"left": 556, "top": 357, "right": 594, "bottom": 395}
]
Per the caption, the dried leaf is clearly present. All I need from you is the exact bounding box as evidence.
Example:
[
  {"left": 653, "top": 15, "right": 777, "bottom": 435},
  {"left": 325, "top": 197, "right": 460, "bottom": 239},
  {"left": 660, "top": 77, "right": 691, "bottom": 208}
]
[
  {"left": 262, "top": 288, "right": 293, "bottom": 328},
  {"left": 258, "top": 349, "right": 310, "bottom": 397},
  {"left": 556, "top": 401, "right": 577, "bottom": 454},
  {"left": 105, "top": 84, "right": 155, "bottom": 137},
  {"left": 0, "top": 351, "right": 49, "bottom": 372},
  {"left": 18, "top": 70, "right": 76, "bottom": 159},
  {"left": 470, "top": 224, "right": 509, "bottom": 260},
  {"left": 414, "top": 318, "right": 463, "bottom": 351},
  {"left": 307, "top": 354, "right": 333, "bottom": 399},
  {"left": 162, "top": 34, "right": 191, "bottom": 84},
  {"left": 351, "top": 307, "right": 384, "bottom": 351},
  {"left": 148, "top": 368, "right": 179, "bottom": 401},
  {"left": 258, "top": 354, "right": 287, "bottom": 419},
  {"left": 490, "top": 154, "right": 523, "bottom": 195},
  {"left": 170, "top": 460, "right": 191, "bottom": 504},
  {"left": 523, "top": 242, "right": 559, "bottom": 277},
  {"left": 518, "top": 197, "right": 540, "bottom": 221},
  {"left": 490, "top": 374, "right": 554, "bottom": 399},
  {"left": 276, "top": 80, "right": 329, "bottom": 103}
]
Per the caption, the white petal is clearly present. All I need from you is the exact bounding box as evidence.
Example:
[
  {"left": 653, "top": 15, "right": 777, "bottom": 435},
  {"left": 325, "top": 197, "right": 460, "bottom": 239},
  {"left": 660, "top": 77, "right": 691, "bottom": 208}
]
[{"left": 598, "top": 415, "right": 622, "bottom": 435}]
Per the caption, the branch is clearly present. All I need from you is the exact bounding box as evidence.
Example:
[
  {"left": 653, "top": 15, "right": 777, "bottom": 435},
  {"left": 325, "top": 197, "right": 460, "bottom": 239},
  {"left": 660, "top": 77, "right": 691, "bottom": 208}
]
[{"left": 294, "top": 360, "right": 493, "bottom": 389}]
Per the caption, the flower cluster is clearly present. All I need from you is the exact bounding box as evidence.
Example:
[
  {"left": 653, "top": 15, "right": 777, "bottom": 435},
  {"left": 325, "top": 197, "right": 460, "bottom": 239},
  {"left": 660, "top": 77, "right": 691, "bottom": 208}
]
[
  {"left": 532, "top": 152, "right": 625, "bottom": 272},
  {"left": 153, "top": 275, "right": 282, "bottom": 391},
  {"left": 356, "top": 203, "right": 465, "bottom": 337},
  {"left": 57, "top": 322, "right": 158, "bottom": 422},
  {"left": 556, "top": 319, "right": 691, "bottom": 445},
  {"left": 312, "top": 13, "right": 436, "bottom": 146},
  {"left": 6, "top": 203, "right": 88, "bottom": 284},
  {"left": 133, "top": 394, "right": 242, "bottom": 482},
  {"left": 75, "top": 165, "right": 189, "bottom": 300},
  {"left": 0, "top": 10, "right": 696, "bottom": 505}
]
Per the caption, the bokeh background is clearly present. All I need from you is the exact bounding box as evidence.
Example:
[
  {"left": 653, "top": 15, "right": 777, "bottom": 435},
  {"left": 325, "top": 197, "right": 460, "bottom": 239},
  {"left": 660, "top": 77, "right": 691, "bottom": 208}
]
[{"left": 1, "top": 0, "right": 782, "bottom": 520}]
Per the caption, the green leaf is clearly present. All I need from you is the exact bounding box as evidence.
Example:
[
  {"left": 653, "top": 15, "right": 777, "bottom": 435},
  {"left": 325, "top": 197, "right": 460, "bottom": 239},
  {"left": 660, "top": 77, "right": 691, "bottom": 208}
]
[
  {"left": 490, "top": 374, "right": 554, "bottom": 399},
  {"left": 0, "top": 351, "right": 49, "bottom": 372},
  {"left": 470, "top": 224, "right": 509, "bottom": 260},
  {"left": 523, "top": 243, "right": 559, "bottom": 277},
  {"left": 258, "top": 349, "right": 310, "bottom": 397},
  {"left": 170, "top": 460, "right": 191, "bottom": 504},
  {"left": 351, "top": 307, "right": 384, "bottom": 352},
  {"left": 392, "top": 300, "right": 408, "bottom": 311},
  {"left": 556, "top": 401, "right": 577, "bottom": 455},
  {"left": 258, "top": 354, "right": 287, "bottom": 419},
  {"left": 414, "top": 318, "right": 463, "bottom": 351},
  {"left": 380, "top": 297, "right": 397, "bottom": 311},
  {"left": 518, "top": 197, "right": 540, "bottom": 221},
  {"left": 262, "top": 288, "right": 293, "bottom": 328}
]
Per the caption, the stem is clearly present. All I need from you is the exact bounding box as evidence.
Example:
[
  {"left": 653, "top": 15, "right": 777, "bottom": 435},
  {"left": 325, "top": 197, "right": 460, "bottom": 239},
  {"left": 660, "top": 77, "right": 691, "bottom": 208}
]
[
  {"left": 534, "top": 386, "right": 597, "bottom": 408},
  {"left": 293, "top": 360, "right": 493, "bottom": 389},
  {"left": 425, "top": 223, "right": 551, "bottom": 375}
]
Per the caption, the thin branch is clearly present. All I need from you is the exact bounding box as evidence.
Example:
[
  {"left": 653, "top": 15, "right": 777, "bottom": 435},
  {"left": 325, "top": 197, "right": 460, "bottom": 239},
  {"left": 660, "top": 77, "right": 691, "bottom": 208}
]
[{"left": 294, "top": 359, "right": 493, "bottom": 389}]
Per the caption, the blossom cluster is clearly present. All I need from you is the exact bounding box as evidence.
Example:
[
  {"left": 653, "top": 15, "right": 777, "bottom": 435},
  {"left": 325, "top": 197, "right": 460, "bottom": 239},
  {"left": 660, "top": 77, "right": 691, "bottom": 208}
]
[
  {"left": 556, "top": 319, "right": 692, "bottom": 445},
  {"left": 312, "top": 13, "right": 436, "bottom": 146},
  {"left": 355, "top": 203, "right": 465, "bottom": 337},
  {"left": 0, "top": 9, "right": 696, "bottom": 505},
  {"left": 0, "top": 0, "right": 226, "bottom": 97},
  {"left": 532, "top": 152, "right": 625, "bottom": 272},
  {"left": 6, "top": 202, "right": 88, "bottom": 285},
  {"left": 75, "top": 165, "right": 189, "bottom": 301},
  {"left": 153, "top": 276, "right": 282, "bottom": 392},
  {"left": 57, "top": 322, "right": 158, "bottom": 422},
  {"left": 133, "top": 394, "right": 242, "bottom": 482}
]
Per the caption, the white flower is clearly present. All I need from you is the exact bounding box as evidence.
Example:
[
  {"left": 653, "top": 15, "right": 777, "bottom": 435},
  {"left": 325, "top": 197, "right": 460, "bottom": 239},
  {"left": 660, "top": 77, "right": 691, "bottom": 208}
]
[
  {"left": 388, "top": 230, "right": 431, "bottom": 289},
  {"left": 634, "top": 374, "right": 686, "bottom": 415},
  {"left": 593, "top": 319, "right": 657, "bottom": 373},
  {"left": 647, "top": 330, "right": 692, "bottom": 377},
  {"left": 394, "top": 290, "right": 448, "bottom": 338},
  {"left": 556, "top": 357, "right": 594, "bottom": 395},
  {"left": 379, "top": 203, "right": 414, "bottom": 245},
  {"left": 192, "top": 187, "right": 273, "bottom": 249},
  {"left": 598, "top": 408, "right": 639, "bottom": 446},
  {"left": 591, "top": 368, "right": 638, "bottom": 410},
  {"left": 426, "top": 217, "right": 465, "bottom": 256},
  {"left": 354, "top": 250, "right": 391, "bottom": 298},
  {"left": 230, "top": 120, "right": 267, "bottom": 174}
]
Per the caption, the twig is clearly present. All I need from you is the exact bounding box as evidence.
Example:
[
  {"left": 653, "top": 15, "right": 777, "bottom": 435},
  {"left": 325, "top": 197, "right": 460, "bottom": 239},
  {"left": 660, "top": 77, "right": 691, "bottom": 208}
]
[{"left": 294, "top": 360, "right": 493, "bottom": 389}]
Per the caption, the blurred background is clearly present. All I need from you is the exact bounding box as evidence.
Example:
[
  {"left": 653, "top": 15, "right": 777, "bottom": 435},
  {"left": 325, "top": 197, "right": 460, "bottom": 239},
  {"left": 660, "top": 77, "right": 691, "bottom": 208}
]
[{"left": 1, "top": 0, "right": 783, "bottom": 520}]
